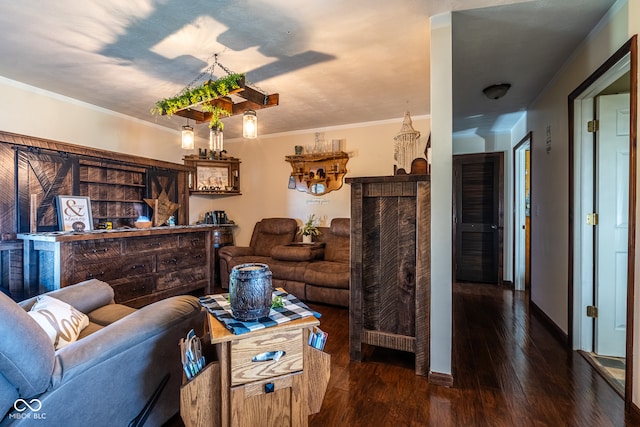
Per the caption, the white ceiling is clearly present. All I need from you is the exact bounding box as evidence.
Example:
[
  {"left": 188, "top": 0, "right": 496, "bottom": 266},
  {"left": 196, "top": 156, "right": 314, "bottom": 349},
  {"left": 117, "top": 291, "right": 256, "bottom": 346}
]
[{"left": 0, "top": 0, "right": 617, "bottom": 140}]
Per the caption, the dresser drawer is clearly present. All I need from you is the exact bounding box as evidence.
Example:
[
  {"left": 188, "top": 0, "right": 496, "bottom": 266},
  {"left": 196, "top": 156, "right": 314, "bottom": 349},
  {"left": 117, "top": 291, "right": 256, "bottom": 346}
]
[
  {"left": 156, "top": 266, "right": 208, "bottom": 291},
  {"left": 72, "top": 255, "right": 155, "bottom": 282},
  {"left": 179, "top": 233, "right": 207, "bottom": 249},
  {"left": 124, "top": 235, "right": 179, "bottom": 253},
  {"left": 110, "top": 275, "right": 156, "bottom": 305},
  {"left": 72, "top": 240, "right": 121, "bottom": 260},
  {"left": 157, "top": 247, "right": 206, "bottom": 271},
  {"left": 230, "top": 329, "right": 303, "bottom": 386}
]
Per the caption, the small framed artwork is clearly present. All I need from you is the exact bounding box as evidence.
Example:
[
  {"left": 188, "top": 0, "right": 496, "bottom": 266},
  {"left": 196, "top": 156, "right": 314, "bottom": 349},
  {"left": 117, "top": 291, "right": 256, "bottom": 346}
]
[
  {"left": 196, "top": 164, "right": 230, "bottom": 191},
  {"left": 56, "top": 196, "right": 93, "bottom": 232}
]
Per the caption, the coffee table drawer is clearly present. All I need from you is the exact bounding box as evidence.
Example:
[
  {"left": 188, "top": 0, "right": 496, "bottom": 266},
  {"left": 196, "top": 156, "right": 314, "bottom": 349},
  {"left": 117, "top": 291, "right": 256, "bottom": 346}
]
[{"left": 230, "top": 329, "right": 303, "bottom": 386}]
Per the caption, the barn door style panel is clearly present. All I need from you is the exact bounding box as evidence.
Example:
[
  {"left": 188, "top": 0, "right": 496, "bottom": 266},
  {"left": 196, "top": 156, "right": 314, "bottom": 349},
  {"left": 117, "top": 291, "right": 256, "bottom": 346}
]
[
  {"left": 347, "top": 175, "right": 430, "bottom": 376},
  {"left": 16, "top": 147, "right": 77, "bottom": 232}
]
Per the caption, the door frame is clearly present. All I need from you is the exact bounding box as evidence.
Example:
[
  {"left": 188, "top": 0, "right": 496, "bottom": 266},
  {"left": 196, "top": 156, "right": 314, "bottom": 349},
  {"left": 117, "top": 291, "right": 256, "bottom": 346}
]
[
  {"left": 513, "top": 132, "right": 532, "bottom": 292},
  {"left": 568, "top": 36, "right": 637, "bottom": 405}
]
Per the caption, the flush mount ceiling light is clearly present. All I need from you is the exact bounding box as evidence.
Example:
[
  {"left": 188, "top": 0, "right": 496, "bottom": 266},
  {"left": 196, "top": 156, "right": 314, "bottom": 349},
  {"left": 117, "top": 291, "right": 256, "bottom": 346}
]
[
  {"left": 482, "top": 83, "right": 511, "bottom": 100},
  {"left": 152, "top": 54, "right": 278, "bottom": 142}
]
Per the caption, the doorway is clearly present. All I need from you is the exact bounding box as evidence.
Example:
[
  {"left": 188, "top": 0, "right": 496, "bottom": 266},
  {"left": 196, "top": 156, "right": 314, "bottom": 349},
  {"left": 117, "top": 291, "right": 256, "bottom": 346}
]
[
  {"left": 569, "top": 37, "right": 636, "bottom": 402},
  {"left": 453, "top": 152, "right": 504, "bottom": 284},
  {"left": 513, "top": 133, "right": 532, "bottom": 292}
]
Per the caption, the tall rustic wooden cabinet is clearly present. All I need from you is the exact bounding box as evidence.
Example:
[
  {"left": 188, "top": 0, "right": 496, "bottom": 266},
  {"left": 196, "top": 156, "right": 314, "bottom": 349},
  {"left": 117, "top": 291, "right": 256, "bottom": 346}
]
[{"left": 346, "top": 175, "right": 430, "bottom": 376}]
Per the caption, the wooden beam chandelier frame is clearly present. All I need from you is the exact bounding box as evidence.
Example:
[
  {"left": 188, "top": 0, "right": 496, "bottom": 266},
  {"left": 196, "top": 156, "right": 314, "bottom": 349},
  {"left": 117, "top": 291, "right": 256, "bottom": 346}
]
[{"left": 153, "top": 54, "right": 279, "bottom": 146}]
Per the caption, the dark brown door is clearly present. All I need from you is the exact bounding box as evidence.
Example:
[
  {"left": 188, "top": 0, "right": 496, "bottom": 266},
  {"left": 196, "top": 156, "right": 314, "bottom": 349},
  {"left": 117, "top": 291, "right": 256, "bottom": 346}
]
[{"left": 453, "top": 153, "right": 503, "bottom": 284}]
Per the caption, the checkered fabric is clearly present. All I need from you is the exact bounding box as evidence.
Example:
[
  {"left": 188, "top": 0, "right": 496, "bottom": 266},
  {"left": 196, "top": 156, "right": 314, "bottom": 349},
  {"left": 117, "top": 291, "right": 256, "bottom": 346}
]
[{"left": 199, "top": 289, "right": 321, "bottom": 335}]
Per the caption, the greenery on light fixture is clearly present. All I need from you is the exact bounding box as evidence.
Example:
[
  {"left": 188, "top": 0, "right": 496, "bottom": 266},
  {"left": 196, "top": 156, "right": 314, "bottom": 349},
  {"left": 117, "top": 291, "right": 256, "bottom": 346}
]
[{"left": 151, "top": 73, "right": 244, "bottom": 129}]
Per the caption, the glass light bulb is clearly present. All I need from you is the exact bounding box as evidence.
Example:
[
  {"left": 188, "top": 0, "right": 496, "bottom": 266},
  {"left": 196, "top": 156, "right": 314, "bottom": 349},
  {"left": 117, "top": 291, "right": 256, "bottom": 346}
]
[
  {"left": 181, "top": 125, "right": 194, "bottom": 149},
  {"left": 243, "top": 110, "right": 257, "bottom": 139}
]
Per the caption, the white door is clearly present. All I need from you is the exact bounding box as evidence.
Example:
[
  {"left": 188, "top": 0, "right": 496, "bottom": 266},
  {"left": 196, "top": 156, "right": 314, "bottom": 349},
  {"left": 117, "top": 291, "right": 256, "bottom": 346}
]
[{"left": 595, "top": 93, "right": 630, "bottom": 357}]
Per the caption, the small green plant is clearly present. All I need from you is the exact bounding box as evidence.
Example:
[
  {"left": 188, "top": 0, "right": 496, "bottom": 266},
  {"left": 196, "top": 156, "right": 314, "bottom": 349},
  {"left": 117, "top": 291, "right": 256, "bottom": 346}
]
[
  {"left": 299, "top": 214, "right": 321, "bottom": 237},
  {"left": 151, "top": 73, "right": 244, "bottom": 129},
  {"left": 271, "top": 295, "right": 285, "bottom": 309}
]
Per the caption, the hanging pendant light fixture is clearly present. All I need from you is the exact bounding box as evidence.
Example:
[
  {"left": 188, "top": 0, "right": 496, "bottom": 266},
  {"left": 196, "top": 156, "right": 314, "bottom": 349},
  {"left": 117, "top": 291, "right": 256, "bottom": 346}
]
[
  {"left": 243, "top": 110, "right": 257, "bottom": 139},
  {"left": 209, "top": 126, "right": 224, "bottom": 152},
  {"left": 181, "top": 121, "right": 194, "bottom": 149},
  {"left": 153, "top": 54, "right": 277, "bottom": 145}
]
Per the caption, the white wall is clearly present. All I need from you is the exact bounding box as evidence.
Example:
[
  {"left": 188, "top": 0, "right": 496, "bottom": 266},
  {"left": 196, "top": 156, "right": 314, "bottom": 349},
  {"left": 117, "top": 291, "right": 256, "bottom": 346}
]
[
  {"left": 0, "top": 75, "right": 430, "bottom": 248},
  {"left": 189, "top": 118, "right": 430, "bottom": 245},
  {"left": 0, "top": 76, "right": 183, "bottom": 163},
  {"left": 429, "top": 12, "right": 453, "bottom": 377},
  {"left": 527, "top": 1, "right": 630, "bottom": 334}
]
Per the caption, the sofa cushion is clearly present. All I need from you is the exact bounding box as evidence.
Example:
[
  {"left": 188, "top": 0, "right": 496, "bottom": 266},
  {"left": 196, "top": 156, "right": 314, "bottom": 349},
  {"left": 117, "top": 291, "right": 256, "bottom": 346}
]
[
  {"left": 88, "top": 303, "right": 138, "bottom": 326},
  {"left": 0, "top": 292, "right": 54, "bottom": 403},
  {"left": 78, "top": 322, "right": 104, "bottom": 339},
  {"left": 323, "top": 218, "right": 350, "bottom": 263},
  {"left": 330, "top": 218, "right": 350, "bottom": 237},
  {"left": 267, "top": 259, "right": 310, "bottom": 283},
  {"left": 251, "top": 218, "right": 297, "bottom": 257},
  {"left": 304, "top": 261, "right": 350, "bottom": 289},
  {"left": 306, "top": 284, "right": 349, "bottom": 307},
  {"left": 19, "top": 279, "right": 115, "bottom": 314},
  {"left": 227, "top": 256, "right": 273, "bottom": 271},
  {"left": 27, "top": 295, "right": 90, "bottom": 349},
  {"left": 271, "top": 244, "right": 324, "bottom": 262}
]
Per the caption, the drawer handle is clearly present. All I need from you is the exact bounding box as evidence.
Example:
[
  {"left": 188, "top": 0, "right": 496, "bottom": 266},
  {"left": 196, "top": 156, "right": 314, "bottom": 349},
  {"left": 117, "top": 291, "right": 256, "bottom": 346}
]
[
  {"left": 86, "top": 271, "right": 105, "bottom": 279},
  {"left": 131, "top": 264, "right": 145, "bottom": 270},
  {"left": 92, "top": 248, "right": 108, "bottom": 253},
  {"left": 147, "top": 242, "right": 161, "bottom": 247},
  {"left": 252, "top": 350, "right": 285, "bottom": 362},
  {"left": 190, "top": 239, "right": 200, "bottom": 244},
  {"left": 192, "top": 254, "right": 203, "bottom": 259},
  {"left": 163, "top": 258, "right": 178, "bottom": 264}
]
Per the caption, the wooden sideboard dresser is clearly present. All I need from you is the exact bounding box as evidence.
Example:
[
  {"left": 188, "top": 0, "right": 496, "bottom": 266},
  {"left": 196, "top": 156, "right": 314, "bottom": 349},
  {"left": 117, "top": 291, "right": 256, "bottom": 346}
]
[
  {"left": 18, "top": 225, "right": 215, "bottom": 307},
  {"left": 346, "top": 174, "right": 430, "bottom": 376}
]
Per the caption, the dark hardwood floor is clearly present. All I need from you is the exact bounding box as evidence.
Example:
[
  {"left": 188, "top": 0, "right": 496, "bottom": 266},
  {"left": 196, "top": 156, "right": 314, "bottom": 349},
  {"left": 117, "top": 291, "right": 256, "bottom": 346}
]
[
  {"left": 168, "top": 282, "right": 640, "bottom": 426},
  {"left": 308, "top": 282, "right": 637, "bottom": 426}
]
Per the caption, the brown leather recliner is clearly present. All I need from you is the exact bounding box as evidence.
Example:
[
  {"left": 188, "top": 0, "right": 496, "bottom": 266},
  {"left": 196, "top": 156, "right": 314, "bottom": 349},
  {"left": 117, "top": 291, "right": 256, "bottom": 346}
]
[
  {"left": 218, "top": 218, "right": 298, "bottom": 289},
  {"left": 304, "top": 218, "right": 350, "bottom": 307},
  {"left": 218, "top": 217, "right": 350, "bottom": 307}
]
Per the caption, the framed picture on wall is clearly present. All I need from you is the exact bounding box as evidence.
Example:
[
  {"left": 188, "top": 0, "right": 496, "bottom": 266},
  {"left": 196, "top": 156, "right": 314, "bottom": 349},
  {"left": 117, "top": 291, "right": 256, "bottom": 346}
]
[
  {"left": 196, "top": 165, "right": 230, "bottom": 191},
  {"left": 56, "top": 195, "right": 93, "bottom": 232}
]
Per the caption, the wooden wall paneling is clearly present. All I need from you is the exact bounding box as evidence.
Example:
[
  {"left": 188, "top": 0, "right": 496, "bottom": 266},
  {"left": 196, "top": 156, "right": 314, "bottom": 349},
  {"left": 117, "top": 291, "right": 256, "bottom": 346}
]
[
  {"left": 0, "top": 130, "right": 191, "bottom": 233},
  {"left": 0, "top": 241, "right": 23, "bottom": 300},
  {"left": 349, "top": 181, "right": 364, "bottom": 362},
  {"left": 0, "top": 144, "right": 16, "bottom": 236},
  {"left": 397, "top": 194, "right": 417, "bottom": 337},
  {"left": 361, "top": 196, "right": 381, "bottom": 332},
  {"left": 347, "top": 175, "right": 430, "bottom": 376},
  {"left": 16, "top": 148, "right": 76, "bottom": 232},
  {"left": 415, "top": 180, "right": 430, "bottom": 375}
]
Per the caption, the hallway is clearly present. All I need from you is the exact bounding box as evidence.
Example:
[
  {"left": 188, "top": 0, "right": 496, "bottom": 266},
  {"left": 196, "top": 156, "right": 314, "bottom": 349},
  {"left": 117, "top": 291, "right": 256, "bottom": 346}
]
[{"left": 307, "top": 282, "right": 637, "bottom": 426}]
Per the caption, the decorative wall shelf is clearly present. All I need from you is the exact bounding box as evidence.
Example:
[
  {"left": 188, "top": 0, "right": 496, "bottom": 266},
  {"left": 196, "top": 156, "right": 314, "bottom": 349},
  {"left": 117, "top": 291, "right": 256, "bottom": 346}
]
[
  {"left": 184, "top": 156, "right": 241, "bottom": 196},
  {"left": 284, "top": 152, "right": 349, "bottom": 196}
]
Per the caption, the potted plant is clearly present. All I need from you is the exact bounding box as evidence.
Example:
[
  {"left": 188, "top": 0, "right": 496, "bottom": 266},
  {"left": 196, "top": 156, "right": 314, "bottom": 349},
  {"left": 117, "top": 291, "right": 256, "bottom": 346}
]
[{"left": 299, "top": 214, "right": 321, "bottom": 243}]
